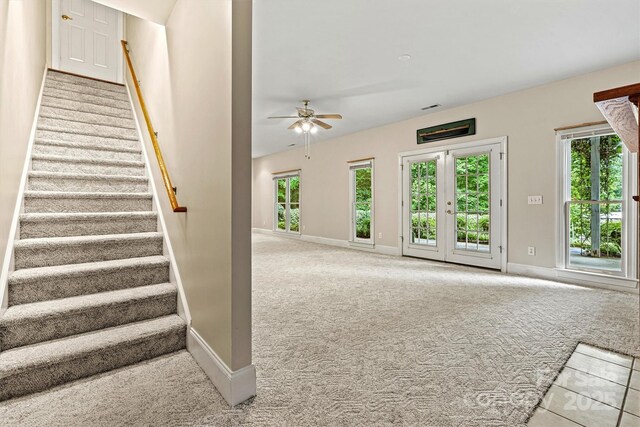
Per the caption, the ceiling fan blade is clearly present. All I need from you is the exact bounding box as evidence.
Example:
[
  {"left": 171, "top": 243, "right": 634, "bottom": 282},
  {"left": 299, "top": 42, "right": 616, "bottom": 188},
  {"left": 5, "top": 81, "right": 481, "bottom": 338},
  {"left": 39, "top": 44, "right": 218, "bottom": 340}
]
[
  {"left": 288, "top": 119, "right": 303, "bottom": 129},
  {"left": 315, "top": 114, "right": 342, "bottom": 119},
  {"left": 312, "top": 119, "right": 332, "bottom": 130},
  {"left": 268, "top": 116, "right": 299, "bottom": 119}
]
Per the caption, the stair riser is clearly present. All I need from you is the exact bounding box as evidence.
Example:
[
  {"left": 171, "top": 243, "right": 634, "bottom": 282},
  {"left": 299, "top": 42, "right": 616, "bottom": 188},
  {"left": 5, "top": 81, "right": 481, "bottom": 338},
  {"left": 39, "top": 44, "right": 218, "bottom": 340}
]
[
  {"left": 0, "top": 292, "right": 177, "bottom": 350},
  {"left": 41, "top": 96, "right": 132, "bottom": 119},
  {"left": 28, "top": 176, "right": 148, "bottom": 193},
  {"left": 24, "top": 196, "right": 152, "bottom": 214},
  {"left": 33, "top": 143, "right": 142, "bottom": 162},
  {"left": 0, "top": 325, "right": 185, "bottom": 401},
  {"left": 9, "top": 263, "right": 170, "bottom": 305},
  {"left": 20, "top": 216, "right": 158, "bottom": 239},
  {"left": 38, "top": 117, "right": 139, "bottom": 141},
  {"left": 44, "top": 80, "right": 129, "bottom": 102},
  {"left": 36, "top": 130, "right": 140, "bottom": 150},
  {"left": 14, "top": 237, "right": 163, "bottom": 269},
  {"left": 43, "top": 87, "right": 130, "bottom": 110},
  {"left": 39, "top": 106, "right": 136, "bottom": 129},
  {"left": 31, "top": 158, "right": 146, "bottom": 177}
]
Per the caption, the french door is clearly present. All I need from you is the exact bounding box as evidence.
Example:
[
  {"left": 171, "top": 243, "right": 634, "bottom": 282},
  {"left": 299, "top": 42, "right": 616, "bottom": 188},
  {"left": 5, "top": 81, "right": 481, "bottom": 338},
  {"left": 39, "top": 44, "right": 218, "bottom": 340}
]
[
  {"left": 274, "top": 174, "right": 300, "bottom": 234},
  {"left": 402, "top": 141, "right": 504, "bottom": 270}
]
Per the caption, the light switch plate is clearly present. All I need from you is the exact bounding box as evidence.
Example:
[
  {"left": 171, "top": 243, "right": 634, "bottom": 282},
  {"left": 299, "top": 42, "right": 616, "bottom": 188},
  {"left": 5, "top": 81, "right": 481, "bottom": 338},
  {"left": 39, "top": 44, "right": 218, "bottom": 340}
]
[
  {"left": 528, "top": 246, "right": 536, "bottom": 256},
  {"left": 528, "top": 195, "right": 543, "bottom": 205}
]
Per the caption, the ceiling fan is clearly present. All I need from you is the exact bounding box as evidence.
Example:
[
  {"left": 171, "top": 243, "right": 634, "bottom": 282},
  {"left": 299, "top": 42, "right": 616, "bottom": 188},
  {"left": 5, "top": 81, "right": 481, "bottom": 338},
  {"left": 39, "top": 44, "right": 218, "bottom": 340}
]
[
  {"left": 268, "top": 100, "right": 342, "bottom": 159},
  {"left": 268, "top": 100, "right": 342, "bottom": 132}
]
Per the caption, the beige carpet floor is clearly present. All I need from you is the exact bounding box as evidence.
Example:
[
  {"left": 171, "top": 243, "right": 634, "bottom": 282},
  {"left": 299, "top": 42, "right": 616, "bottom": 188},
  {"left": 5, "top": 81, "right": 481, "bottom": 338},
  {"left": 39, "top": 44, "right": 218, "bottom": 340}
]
[{"left": 1, "top": 232, "right": 638, "bottom": 426}]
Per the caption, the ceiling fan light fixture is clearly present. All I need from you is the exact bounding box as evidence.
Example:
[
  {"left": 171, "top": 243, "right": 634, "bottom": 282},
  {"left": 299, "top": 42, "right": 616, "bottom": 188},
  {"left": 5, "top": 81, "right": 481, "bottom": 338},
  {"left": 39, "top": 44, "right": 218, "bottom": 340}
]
[
  {"left": 294, "top": 126, "right": 303, "bottom": 133},
  {"left": 310, "top": 126, "right": 318, "bottom": 134},
  {"left": 301, "top": 122, "right": 312, "bottom": 132}
]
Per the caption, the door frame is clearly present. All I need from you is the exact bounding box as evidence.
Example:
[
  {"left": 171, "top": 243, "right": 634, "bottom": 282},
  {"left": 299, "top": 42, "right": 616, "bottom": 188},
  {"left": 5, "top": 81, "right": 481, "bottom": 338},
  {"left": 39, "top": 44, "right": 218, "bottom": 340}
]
[
  {"left": 51, "top": 0, "right": 125, "bottom": 84},
  {"left": 397, "top": 136, "right": 508, "bottom": 272}
]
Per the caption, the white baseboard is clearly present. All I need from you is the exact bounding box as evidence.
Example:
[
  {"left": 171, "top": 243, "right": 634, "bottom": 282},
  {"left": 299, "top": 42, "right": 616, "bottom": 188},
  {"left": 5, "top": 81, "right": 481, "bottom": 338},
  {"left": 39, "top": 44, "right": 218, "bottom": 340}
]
[
  {"left": 187, "top": 328, "right": 256, "bottom": 406},
  {"left": 252, "top": 228, "right": 402, "bottom": 256},
  {"left": 507, "top": 262, "right": 638, "bottom": 293}
]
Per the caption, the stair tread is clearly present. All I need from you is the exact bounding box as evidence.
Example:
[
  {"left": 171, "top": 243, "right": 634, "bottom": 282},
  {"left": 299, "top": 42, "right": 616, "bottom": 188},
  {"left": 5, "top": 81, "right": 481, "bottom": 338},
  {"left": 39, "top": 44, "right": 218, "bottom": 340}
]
[
  {"left": 0, "top": 315, "right": 185, "bottom": 373},
  {"left": 9, "top": 255, "right": 169, "bottom": 283},
  {"left": 20, "top": 211, "right": 157, "bottom": 223},
  {"left": 40, "top": 97, "right": 133, "bottom": 119},
  {"left": 47, "top": 70, "right": 126, "bottom": 92},
  {"left": 38, "top": 108, "right": 136, "bottom": 129},
  {"left": 44, "top": 79, "right": 129, "bottom": 100},
  {"left": 1, "top": 283, "right": 175, "bottom": 323},
  {"left": 36, "top": 124, "right": 139, "bottom": 141},
  {"left": 15, "top": 231, "right": 162, "bottom": 249},
  {"left": 35, "top": 129, "right": 140, "bottom": 144},
  {"left": 38, "top": 116, "right": 137, "bottom": 132},
  {"left": 29, "top": 171, "right": 148, "bottom": 182},
  {"left": 34, "top": 138, "right": 141, "bottom": 153},
  {"left": 24, "top": 190, "right": 152, "bottom": 199},
  {"left": 31, "top": 154, "right": 145, "bottom": 167}
]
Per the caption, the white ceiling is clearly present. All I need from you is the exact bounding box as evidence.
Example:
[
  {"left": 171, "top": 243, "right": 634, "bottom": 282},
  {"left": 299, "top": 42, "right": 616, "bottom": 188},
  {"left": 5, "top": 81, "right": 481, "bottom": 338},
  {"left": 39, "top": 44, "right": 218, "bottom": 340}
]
[{"left": 252, "top": 0, "right": 640, "bottom": 158}]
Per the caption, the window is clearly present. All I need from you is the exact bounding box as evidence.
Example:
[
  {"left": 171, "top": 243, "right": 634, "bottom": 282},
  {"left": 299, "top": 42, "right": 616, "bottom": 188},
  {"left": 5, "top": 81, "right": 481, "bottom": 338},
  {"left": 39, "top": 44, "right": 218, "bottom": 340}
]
[
  {"left": 559, "top": 127, "right": 636, "bottom": 279},
  {"left": 349, "top": 160, "right": 374, "bottom": 244},
  {"left": 274, "top": 173, "right": 300, "bottom": 234}
]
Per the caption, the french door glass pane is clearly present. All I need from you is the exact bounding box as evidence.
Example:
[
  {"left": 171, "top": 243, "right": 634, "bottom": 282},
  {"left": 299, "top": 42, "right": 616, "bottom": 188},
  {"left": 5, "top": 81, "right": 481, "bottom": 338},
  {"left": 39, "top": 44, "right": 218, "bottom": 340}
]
[
  {"left": 455, "top": 154, "right": 490, "bottom": 252},
  {"left": 410, "top": 160, "right": 437, "bottom": 246}
]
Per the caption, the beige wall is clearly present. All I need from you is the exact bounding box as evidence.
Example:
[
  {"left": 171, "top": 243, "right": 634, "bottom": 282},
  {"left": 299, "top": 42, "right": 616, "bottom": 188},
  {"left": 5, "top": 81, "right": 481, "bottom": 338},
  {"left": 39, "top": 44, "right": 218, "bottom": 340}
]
[
  {"left": 253, "top": 61, "right": 640, "bottom": 269},
  {"left": 126, "top": 0, "right": 252, "bottom": 371},
  {"left": 0, "top": 0, "right": 46, "bottom": 272}
]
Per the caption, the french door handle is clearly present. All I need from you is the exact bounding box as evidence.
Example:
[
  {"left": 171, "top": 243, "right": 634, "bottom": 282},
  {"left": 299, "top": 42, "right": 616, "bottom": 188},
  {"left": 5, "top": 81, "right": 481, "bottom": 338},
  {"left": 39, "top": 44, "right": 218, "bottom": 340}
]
[
  {"left": 62, "top": 14, "right": 73, "bottom": 20},
  {"left": 446, "top": 210, "right": 453, "bottom": 215}
]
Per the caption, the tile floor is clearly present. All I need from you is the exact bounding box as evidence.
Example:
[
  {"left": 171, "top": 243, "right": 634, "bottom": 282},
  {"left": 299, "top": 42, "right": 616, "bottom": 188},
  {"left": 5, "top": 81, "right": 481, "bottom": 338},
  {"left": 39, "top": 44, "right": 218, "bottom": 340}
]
[{"left": 528, "top": 343, "right": 640, "bottom": 427}]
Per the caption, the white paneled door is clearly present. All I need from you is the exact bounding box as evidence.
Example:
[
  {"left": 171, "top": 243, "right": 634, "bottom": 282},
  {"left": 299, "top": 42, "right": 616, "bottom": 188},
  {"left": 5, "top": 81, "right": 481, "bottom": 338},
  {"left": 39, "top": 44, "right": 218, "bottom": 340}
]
[
  {"left": 57, "top": 0, "right": 122, "bottom": 83},
  {"left": 402, "top": 139, "right": 505, "bottom": 270}
]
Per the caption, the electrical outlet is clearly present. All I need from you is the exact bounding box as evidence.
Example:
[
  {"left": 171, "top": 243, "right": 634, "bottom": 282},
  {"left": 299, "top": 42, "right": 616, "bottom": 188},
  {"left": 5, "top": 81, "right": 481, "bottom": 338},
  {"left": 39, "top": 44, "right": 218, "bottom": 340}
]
[
  {"left": 528, "top": 195, "right": 543, "bottom": 205},
  {"left": 378, "top": 232, "right": 383, "bottom": 239},
  {"left": 527, "top": 246, "right": 536, "bottom": 256}
]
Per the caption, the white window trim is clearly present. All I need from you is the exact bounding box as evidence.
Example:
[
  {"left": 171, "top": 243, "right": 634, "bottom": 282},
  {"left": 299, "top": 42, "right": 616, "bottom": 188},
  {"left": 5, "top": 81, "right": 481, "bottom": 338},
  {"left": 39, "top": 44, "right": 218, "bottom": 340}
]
[
  {"left": 555, "top": 124, "right": 638, "bottom": 288},
  {"left": 349, "top": 160, "right": 375, "bottom": 246},
  {"left": 273, "top": 171, "right": 301, "bottom": 236}
]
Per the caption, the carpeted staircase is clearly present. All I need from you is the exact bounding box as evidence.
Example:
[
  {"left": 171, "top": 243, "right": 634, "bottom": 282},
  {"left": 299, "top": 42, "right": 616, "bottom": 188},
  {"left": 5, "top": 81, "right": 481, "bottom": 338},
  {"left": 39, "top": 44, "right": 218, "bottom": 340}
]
[{"left": 0, "top": 70, "right": 186, "bottom": 401}]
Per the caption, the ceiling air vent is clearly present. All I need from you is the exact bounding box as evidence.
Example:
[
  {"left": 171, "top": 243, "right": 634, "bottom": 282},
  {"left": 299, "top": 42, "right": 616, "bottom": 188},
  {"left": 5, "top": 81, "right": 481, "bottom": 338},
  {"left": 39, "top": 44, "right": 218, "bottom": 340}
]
[{"left": 417, "top": 118, "right": 476, "bottom": 144}]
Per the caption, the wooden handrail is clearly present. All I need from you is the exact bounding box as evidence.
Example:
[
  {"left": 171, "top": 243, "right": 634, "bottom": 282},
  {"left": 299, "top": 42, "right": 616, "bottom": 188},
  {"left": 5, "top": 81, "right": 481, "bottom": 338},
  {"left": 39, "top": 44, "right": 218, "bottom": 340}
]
[{"left": 121, "top": 40, "right": 187, "bottom": 213}]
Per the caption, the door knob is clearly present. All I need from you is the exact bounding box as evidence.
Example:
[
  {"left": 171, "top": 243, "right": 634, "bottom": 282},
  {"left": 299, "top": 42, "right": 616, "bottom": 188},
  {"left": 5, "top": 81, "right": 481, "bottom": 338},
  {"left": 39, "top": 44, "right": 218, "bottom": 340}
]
[
  {"left": 446, "top": 209, "right": 453, "bottom": 214},
  {"left": 61, "top": 14, "right": 73, "bottom": 20}
]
